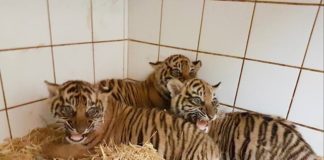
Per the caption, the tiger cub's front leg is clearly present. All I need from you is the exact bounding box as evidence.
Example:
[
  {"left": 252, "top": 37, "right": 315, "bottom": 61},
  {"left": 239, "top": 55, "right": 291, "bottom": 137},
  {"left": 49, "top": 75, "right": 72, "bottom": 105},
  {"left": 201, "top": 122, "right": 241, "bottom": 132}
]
[{"left": 41, "top": 142, "right": 90, "bottom": 159}]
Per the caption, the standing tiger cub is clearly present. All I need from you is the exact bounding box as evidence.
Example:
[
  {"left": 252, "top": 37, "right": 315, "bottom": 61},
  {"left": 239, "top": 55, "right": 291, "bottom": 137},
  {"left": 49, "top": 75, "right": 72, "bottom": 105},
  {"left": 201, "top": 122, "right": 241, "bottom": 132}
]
[
  {"left": 98, "top": 54, "right": 201, "bottom": 110},
  {"left": 42, "top": 80, "right": 220, "bottom": 160},
  {"left": 167, "top": 79, "right": 320, "bottom": 160}
]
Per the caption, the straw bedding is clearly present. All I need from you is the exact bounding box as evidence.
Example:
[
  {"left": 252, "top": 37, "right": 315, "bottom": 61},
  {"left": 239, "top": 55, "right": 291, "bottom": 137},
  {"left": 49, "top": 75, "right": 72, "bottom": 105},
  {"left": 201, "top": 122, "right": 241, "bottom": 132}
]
[{"left": 0, "top": 124, "right": 164, "bottom": 160}]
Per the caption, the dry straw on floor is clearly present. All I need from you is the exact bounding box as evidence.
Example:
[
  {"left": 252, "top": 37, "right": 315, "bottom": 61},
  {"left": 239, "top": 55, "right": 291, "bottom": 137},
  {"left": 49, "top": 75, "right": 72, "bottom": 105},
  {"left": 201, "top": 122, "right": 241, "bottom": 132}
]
[{"left": 0, "top": 124, "right": 164, "bottom": 160}]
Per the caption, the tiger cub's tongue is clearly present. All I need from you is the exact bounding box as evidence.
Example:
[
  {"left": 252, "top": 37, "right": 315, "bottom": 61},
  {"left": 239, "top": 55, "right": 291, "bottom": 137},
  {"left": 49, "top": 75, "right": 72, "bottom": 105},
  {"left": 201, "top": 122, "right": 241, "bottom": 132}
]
[{"left": 196, "top": 120, "right": 209, "bottom": 133}]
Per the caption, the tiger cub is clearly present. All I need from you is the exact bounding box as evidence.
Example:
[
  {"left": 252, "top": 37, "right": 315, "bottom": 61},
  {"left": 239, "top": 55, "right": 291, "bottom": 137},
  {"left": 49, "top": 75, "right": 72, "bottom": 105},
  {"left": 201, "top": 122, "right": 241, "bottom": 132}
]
[
  {"left": 167, "top": 79, "right": 320, "bottom": 160},
  {"left": 42, "top": 80, "right": 220, "bottom": 160},
  {"left": 98, "top": 54, "right": 201, "bottom": 110}
]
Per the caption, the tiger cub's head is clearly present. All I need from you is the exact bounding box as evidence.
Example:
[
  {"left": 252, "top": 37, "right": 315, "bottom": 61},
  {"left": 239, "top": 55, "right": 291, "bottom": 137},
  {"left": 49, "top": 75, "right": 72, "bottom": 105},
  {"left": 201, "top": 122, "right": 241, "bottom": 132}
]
[
  {"left": 45, "top": 80, "right": 104, "bottom": 144},
  {"left": 149, "top": 54, "right": 202, "bottom": 96},
  {"left": 167, "top": 78, "right": 221, "bottom": 132}
]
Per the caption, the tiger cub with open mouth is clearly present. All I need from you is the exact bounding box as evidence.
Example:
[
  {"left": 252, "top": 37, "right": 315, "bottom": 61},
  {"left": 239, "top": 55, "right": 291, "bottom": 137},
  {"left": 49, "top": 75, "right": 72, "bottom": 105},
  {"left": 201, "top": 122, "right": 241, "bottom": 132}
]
[
  {"left": 167, "top": 78, "right": 320, "bottom": 160},
  {"left": 42, "top": 80, "right": 220, "bottom": 160}
]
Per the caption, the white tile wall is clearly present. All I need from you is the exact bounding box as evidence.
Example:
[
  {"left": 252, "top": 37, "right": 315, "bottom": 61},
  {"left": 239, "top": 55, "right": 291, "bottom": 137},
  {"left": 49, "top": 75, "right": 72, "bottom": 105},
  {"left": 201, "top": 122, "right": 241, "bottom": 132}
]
[
  {"left": 8, "top": 100, "right": 54, "bottom": 138},
  {"left": 128, "top": 0, "right": 162, "bottom": 43},
  {"left": 49, "top": 0, "right": 92, "bottom": 44},
  {"left": 159, "top": 46, "right": 197, "bottom": 61},
  {"left": 128, "top": 42, "right": 158, "bottom": 80},
  {"left": 304, "top": 7, "right": 323, "bottom": 71},
  {"left": 247, "top": 3, "right": 318, "bottom": 66},
  {"left": 199, "top": 1, "right": 254, "bottom": 57},
  {"left": 297, "top": 126, "right": 323, "bottom": 156},
  {"left": 197, "top": 53, "right": 242, "bottom": 105},
  {"left": 236, "top": 61, "right": 299, "bottom": 117},
  {"left": 257, "top": 0, "right": 321, "bottom": 3},
  {"left": 0, "top": 47, "right": 54, "bottom": 107},
  {"left": 53, "top": 44, "right": 94, "bottom": 84},
  {"left": 289, "top": 70, "right": 323, "bottom": 130},
  {"left": 160, "top": 0, "right": 204, "bottom": 50},
  {"left": 0, "top": 0, "right": 323, "bottom": 156},
  {"left": 94, "top": 41, "right": 125, "bottom": 81},
  {"left": 217, "top": 105, "right": 233, "bottom": 115},
  {"left": 0, "top": 78, "right": 5, "bottom": 110},
  {"left": 0, "top": 0, "right": 50, "bottom": 49},
  {"left": 0, "top": 111, "right": 10, "bottom": 142},
  {"left": 93, "top": 0, "right": 124, "bottom": 41}
]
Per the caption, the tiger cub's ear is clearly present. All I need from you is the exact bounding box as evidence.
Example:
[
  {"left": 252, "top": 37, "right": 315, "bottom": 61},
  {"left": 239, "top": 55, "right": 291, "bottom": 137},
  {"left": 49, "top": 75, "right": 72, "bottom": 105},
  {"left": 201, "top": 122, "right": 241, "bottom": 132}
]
[
  {"left": 192, "top": 60, "right": 202, "bottom": 70},
  {"left": 149, "top": 61, "right": 163, "bottom": 69},
  {"left": 212, "top": 82, "right": 221, "bottom": 90},
  {"left": 44, "top": 81, "right": 59, "bottom": 97},
  {"left": 167, "top": 79, "right": 184, "bottom": 97}
]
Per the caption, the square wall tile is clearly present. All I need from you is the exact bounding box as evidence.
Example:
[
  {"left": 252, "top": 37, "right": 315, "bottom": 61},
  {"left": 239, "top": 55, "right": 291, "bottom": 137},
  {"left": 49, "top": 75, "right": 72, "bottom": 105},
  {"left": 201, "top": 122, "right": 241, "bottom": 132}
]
[
  {"left": 93, "top": 0, "right": 124, "bottom": 41},
  {"left": 94, "top": 41, "right": 125, "bottom": 81},
  {"left": 0, "top": 0, "right": 50, "bottom": 49},
  {"left": 0, "top": 111, "right": 10, "bottom": 142},
  {"left": 159, "top": 46, "right": 197, "bottom": 61},
  {"left": 304, "top": 7, "right": 323, "bottom": 71},
  {"left": 197, "top": 53, "right": 242, "bottom": 105},
  {"left": 288, "top": 70, "right": 323, "bottom": 130},
  {"left": 0, "top": 78, "right": 5, "bottom": 110},
  {"left": 8, "top": 100, "right": 55, "bottom": 138},
  {"left": 297, "top": 126, "right": 323, "bottom": 156},
  {"left": 49, "top": 0, "right": 92, "bottom": 44},
  {"left": 53, "top": 44, "right": 94, "bottom": 84},
  {"left": 129, "top": 0, "right": 162, "bottom": 43},
  {"left": 0, "top": 48, "right": 54, "bottom": 107},
  {"left": 199, "top": 1, "right": 253, "bottom": 57},
  {"left": 247, "top": 4, "right": 318, "bottom": 66},
  {"left": 128, "top": 42, "right": 158, "bottom": 80},
  {"left": 160, "top": 0, "right": 204, "bottom": 50},
  {"left": 236, "top": 61, "right": 299, "bottom": 117}
]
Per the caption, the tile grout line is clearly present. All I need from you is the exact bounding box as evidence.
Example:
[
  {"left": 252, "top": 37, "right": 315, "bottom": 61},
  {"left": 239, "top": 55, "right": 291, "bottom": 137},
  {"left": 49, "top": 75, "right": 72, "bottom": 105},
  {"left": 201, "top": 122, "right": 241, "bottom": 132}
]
[
  {"left": 220, "top": 102, "right": 324, "bottom": 132},
  {"left": 195, "top": 0, "right": 206, "bottom": 61},
  {"left": 157, "top": 0, "right": 164, "bottom": 61},
  {"left": 0, "top": 72, "right": 13, "bottom": 139},
  {"left": 0, "top": 39, "right": 127, "bottom": 53},
  {"left": 128, "top": 39, "right": 324, "bottom": 73},
  {"left": 46, "top": 0, "right": 56, "bottom": 83},
  {"left": 285, "top": 2, "right": 322, "bottom": 119},
  {"left": 6, "top": 98, "right": 48, "bottom": 111},
  {"left": 90, "top": 0, "right": 96, "bottom": 84},
  {"left": 232, "top": 1, "right": 257, "bottom": 111}
]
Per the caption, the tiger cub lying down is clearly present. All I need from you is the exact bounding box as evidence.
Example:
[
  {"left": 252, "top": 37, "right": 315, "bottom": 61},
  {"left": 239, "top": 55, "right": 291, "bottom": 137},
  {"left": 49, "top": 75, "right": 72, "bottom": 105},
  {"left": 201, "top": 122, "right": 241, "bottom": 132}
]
[
  {"left": 167, "top": 79, "right": 320, "bottom": 160},
  {"left": 98, "top": 54, "right": 201, "bottom": 110},
  {"left": 42, "top": 80, "right": 220, "bottom": 160}
]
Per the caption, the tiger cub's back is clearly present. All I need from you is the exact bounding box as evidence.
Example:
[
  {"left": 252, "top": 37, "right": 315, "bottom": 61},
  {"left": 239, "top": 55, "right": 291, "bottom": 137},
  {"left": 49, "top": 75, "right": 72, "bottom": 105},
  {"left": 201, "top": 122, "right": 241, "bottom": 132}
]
[
  {"left": 103, "top": 97, "right": 220, "bottom": 160},
  {"left": 98, "top": 54, "right": 202, "bottom": 110},
  {"left": 208, "top": 112, "right": 319, "bottom": 160}
]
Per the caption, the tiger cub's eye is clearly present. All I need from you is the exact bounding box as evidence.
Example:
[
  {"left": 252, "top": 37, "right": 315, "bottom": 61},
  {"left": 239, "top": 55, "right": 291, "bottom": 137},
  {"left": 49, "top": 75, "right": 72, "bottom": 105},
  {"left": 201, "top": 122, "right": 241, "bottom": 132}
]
[
  {"left": 87, "top": 107, "right": 100, "bottom": 117},
  {"left": 61, "top": 106, "right": 74, "bottom": 117},
  {"left": 171, "top": 69, "right": 181, "bottom": 77},
  {"left": 190, "top": 97, "right": 202, "bottom": 105}
]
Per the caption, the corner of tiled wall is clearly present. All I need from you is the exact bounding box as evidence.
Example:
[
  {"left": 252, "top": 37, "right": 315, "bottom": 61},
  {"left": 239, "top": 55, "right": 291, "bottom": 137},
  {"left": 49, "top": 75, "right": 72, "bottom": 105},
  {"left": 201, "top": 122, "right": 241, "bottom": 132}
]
[
  {"left": 127, "top": 0, "right": 323, "bottom": 155},
  {"left": 0, "top": 0, "right": 128, "bottom": 142}
]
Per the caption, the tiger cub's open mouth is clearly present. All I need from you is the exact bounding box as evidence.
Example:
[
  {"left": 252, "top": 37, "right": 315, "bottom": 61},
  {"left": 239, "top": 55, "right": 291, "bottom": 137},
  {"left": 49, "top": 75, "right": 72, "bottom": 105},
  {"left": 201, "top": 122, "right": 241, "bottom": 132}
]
[
  {"left": 66, "top": 133, "right": 88, "bottom": 143},
  {"left": 196, "top": 119, "right": 209, "bottom": 133}
]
